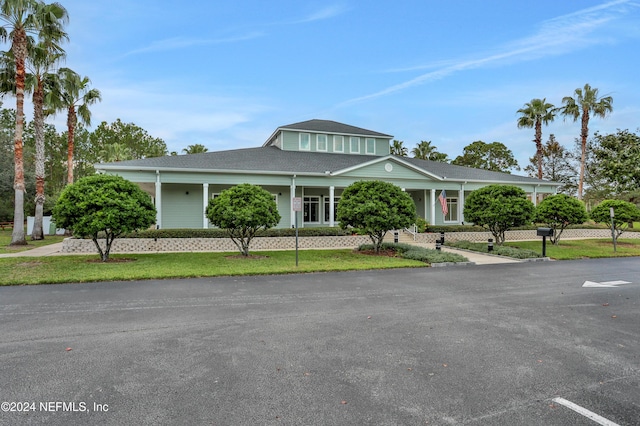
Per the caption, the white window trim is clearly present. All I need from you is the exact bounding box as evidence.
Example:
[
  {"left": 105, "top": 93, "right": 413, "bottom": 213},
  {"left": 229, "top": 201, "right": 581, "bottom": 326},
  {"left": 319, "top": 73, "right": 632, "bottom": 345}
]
[
  {"left": 333, "top": 135, "right": 344, "bottom": 152},
  {"left": 365, "top": 138, "right": 376, "bottom": 155},
  {"left": 303, "top": 196, "right": 321, "bottom": 224},
  {"left": 317, "top": 134, "right": 328, "bottom": 152},
  {"left": 299, "top": 133, "right": 311, "bottom": 151},
  {"left": 350, "top": 136, "right": 360, "bottom": 154},
  {"left": 444, "top": 197, "right": 459, "bottom": 223},
  {"left": 323, "top": 196, "right": 340, "bottom": 224}
]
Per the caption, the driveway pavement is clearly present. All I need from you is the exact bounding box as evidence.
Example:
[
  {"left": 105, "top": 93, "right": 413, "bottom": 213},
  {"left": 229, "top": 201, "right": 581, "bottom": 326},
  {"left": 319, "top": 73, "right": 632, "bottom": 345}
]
[{"left": 1, "top": 258, "right": 639, "bottom": 425}]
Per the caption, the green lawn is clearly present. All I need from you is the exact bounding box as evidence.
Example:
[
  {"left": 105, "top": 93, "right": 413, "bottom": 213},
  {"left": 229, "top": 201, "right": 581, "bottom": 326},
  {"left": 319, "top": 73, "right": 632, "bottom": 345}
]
[
  {"left": 506, "top": 238, "right": 640, "bottom": 260},
  {"left": 0, "top": 249, "right": 426, "bottom": 285},
  {"left": 0, "top": 229, "right": 65, "bottom": 254}
]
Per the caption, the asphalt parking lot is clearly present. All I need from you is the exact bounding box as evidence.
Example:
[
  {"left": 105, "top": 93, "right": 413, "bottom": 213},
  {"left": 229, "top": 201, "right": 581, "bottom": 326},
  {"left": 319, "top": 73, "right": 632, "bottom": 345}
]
[{"left": 1, "top": 258, "right": 639, "bottom": 425}]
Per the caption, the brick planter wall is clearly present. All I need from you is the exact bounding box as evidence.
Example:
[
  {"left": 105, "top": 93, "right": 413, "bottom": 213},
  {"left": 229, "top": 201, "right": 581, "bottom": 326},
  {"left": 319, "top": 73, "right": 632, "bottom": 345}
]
[
  {"left": 413, "top": 229, "right": 639, "bottom": 243},
  {"left": 61, "top": 229, "right": 638, "bottom": 254},
  {"left": 61, "top": 235, "right": 372, "bottom": 254}
]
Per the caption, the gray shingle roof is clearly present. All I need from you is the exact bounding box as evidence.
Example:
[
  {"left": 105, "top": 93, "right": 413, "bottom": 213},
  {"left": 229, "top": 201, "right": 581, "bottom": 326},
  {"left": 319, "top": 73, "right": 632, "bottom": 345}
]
[
  {"left": 400, "top": 157, "right": 546, "bottom": 184},
  {"left": 97, "top": 146, "right": 556, "bottom": 185},
  {"left": 277, "top": 119, "right": 393, "bottom": 138}
]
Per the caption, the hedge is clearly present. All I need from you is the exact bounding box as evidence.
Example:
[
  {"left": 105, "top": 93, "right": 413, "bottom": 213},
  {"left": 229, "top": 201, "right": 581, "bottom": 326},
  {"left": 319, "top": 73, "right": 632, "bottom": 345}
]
[
  {"left": 357, "top": 242, "right": 469, "bottom": 264},
  {"left": 123, "top": 227, "right": 353, "bottom": 239}
]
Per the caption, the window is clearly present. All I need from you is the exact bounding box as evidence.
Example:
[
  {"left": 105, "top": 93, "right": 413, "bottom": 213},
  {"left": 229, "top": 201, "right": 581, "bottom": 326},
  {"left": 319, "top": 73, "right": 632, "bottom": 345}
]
[
  {"left": 299, "top": 133, "right": 310, "bottom": 151},
  {"left": 324, "top": 197, "right": 340, "bottom": 223},
  {"left": 444, "top": 197, "right": 458, "bottom": 222},
  {"left": 365, "top": 138, "right": 375, "bottom": 154},
  {"left": 304, "top": 196, "right": 320, "bottom": 223},
  {"left": 333, "top": 135, "right": 344, "bottom": 152},
  {"left": 317, "top": 134, "right": 328, "bottom": 151},
  {"left": 350, "top": 136, "right": 360, "bottom": 153}
]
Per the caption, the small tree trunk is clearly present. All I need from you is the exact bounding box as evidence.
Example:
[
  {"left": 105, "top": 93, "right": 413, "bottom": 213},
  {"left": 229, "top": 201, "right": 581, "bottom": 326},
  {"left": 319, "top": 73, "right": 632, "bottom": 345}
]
[
  {"left": 10, "top": 37, "right": 27, "bottom": 246},
  {"left": 32, "top": 85, "right": 46, "bottom": 241},
  {"left": 66, "top": 107, "right": 77, "bottom": 185},
  {"left": 32, "top": 192, "right": 45, "bottom": 240}
]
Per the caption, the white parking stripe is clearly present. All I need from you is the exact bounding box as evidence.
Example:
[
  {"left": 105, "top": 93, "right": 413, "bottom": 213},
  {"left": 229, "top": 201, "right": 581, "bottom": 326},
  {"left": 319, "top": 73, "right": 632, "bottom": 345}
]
[{"left": 552, "top": 397, "right": 620, "bottom": 426}]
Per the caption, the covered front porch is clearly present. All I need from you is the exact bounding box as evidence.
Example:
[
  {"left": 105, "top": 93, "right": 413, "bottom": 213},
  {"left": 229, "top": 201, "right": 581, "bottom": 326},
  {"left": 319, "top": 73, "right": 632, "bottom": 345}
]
[{"left": 142, "top": 179, "right": 555, "bottom": 230}]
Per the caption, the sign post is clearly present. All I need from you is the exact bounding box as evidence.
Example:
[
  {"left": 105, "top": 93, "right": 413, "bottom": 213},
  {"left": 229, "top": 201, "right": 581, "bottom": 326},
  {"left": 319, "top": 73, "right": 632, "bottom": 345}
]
[{"left": 292, "top": 197, "right": 302, "bottom": 266}]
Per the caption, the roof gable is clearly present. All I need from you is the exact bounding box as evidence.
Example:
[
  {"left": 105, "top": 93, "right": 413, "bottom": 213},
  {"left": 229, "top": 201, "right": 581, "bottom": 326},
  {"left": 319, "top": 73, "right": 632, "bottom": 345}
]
[
  {"left": 279, "top": 119, "right": 393, "bottom": 137},
  {"left": 264, "top": 119, "right": 393, "bottom": 147}
]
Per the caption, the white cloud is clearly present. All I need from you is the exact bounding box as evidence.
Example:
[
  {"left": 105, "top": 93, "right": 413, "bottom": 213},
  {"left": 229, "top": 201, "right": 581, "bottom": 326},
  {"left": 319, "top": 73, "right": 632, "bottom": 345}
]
[
  {"left": 339, "top": 0, "right": 638, "bottom": 106},
  {"left": 124, "top": 32, "right": 264, "bottom": 56}
]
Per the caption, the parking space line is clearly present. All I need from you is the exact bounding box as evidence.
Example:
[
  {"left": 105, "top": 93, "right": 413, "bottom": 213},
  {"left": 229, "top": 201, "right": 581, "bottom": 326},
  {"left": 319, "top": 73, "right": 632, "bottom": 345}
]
[{"left": 552, "top": 397, "right": 620, "bottom": 426}]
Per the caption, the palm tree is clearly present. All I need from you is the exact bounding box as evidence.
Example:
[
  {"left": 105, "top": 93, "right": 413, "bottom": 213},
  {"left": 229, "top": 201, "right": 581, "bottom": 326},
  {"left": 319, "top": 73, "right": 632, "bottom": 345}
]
[
  {"left": 516, "top": 98, "right": 556, "bottom": 180},
  {"left": 182, "top": 143, "right": 208, "bottom": 154},
  {"left": 0, "top": 0, "right": 67, "bottom": 245},
  {"left": 411, "top": 140, "right": 437, "bottom": 160},
  {"left": 27, "top": 38, "right": 66, "bottom": 240},
  {"left": 390, "top": 139, "right": 407, "bottom": 156},
  {"left": 561, "top": 83, "right": 613, "bottom": 200},
  {"left": 98, "top": 142, "right": 132, "bottom": 162},
  {"left": 51, "top": 67, "right": 101, "bottom": 184}
]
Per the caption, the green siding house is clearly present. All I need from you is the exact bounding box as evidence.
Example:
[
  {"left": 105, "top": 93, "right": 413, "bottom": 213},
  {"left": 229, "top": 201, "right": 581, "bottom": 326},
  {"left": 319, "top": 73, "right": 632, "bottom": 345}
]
[{"left": 96, "top": 119, "right": 560, "bottom": 229}]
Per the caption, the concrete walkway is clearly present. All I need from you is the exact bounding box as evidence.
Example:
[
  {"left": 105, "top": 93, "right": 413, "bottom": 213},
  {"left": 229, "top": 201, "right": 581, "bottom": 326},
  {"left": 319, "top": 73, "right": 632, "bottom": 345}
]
[
  {"left": 0, "top": 242, "right": 65, "bottom": 258},
  {"left": 0, "top": 241, "right": 524, "bottom": 265},
  {"left": 411, "top": 242, "right": 522, "bottom": 265}
]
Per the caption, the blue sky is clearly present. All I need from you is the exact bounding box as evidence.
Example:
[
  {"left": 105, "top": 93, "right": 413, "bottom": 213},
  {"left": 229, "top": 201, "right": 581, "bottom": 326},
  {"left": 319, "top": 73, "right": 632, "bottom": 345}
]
[{"left": 33, "top": 0, "right": 640, "bottom": 171}]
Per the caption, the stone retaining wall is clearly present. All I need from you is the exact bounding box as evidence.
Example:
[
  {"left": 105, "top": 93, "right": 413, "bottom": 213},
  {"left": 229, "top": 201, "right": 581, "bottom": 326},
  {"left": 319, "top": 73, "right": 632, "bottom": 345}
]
[
  {"left": 412, "top": 229, "right": 637, "bottom": 243},
  {"left": 61, "top": 235, "right": 373, "bottom": 254},
  {"left": 61, "top": 229, "right": 638, "bottom": 254}
]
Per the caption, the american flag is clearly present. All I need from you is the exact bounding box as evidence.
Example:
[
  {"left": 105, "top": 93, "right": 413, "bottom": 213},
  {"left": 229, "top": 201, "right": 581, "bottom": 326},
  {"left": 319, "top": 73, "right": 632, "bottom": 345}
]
[{"left": 438, "top": 190, "right": 448, "bottom": 215}]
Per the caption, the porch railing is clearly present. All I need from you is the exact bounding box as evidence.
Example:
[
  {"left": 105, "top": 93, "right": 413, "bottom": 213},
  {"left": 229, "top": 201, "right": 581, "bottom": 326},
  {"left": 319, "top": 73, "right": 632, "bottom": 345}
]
[{"left": 403, "top": 224, "right": 417, "bottom": 241}]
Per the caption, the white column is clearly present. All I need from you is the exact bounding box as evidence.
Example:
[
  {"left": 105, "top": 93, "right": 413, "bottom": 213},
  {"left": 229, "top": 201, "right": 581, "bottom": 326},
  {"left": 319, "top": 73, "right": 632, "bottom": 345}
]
[
  {"left": 423, "top": 190, "right": 427, "bottom": 223},
  {"left": 329, "top": 186, "right": 335, "bottom": 227},
  {"left": 460, "top": 184, "right": 465, "bottom": 224},
  {"left": 155, "top": 170, "right": 162, "bottom": 229},
  {"left": 300, "top": 186, "right": 305, "bottom": 228},
  {"left": 290, "top": 176, "right": 296, "bottom": 228},
  {"left": 532, "top": 188, "right": 538, "bottom": 206},
  {"left": 430, "top": 189, "right": 436, "bottom": 225},
  {"left": 202, "top": 183, "right": 209, "bottom": 228}
]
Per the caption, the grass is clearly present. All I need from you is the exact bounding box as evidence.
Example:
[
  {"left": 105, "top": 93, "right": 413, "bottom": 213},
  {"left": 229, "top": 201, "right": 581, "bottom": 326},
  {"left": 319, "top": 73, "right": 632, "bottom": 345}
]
[
  {"left": 0, "top": 249, "right": 427, "bottom": 285},
  {"left": 505, "top": 238, "right": 640, "bottom": 260},
  {"left": 0, "top": 229, "right": 65, "bottom": 254}
]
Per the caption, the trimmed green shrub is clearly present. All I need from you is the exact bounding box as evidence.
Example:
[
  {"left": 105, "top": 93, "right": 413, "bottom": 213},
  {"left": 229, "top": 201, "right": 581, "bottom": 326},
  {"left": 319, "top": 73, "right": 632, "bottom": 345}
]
[
  {"left": 52, "top": 174, "right": 156, "bottom": 262},
  {"left": 464, "top": 185, "right": 535, "bottom": 244},
  {"left": 590, "top": 199, "right": 640, "bottom": 238},
  {"left": 338, "top": 180, "right": 416, "bottom": 253},
  {"left": 534, "top": 194, "right": 588, "bottom": 244}
]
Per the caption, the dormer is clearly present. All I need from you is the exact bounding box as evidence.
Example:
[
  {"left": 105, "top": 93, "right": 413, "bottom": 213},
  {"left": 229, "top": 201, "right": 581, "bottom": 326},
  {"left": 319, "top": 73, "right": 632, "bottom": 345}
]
[{"left": 263, "top": 119, "right": 393, "bottom": 156}]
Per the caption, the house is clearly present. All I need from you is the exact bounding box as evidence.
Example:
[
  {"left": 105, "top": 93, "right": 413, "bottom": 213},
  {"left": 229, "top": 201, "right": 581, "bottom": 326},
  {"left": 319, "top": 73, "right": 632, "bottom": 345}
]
[{"left": 96, "top": 119, "right": 560, "bottom": 229}]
